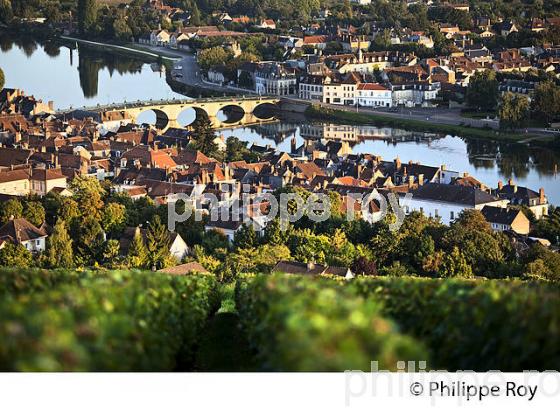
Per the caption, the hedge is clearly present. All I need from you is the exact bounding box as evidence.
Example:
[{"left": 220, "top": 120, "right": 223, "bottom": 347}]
[
  {"left": 0, "top": 267, "right": 105, "bottom": 295},
  {"left": 351, "top": 277, "right": 560, "bottom": 371},
  {"left": 235, "top": 274, "right": 428, "bottom": 371},
  {"left": 0, "top": 271, "right": 219, "bottom": 371}
]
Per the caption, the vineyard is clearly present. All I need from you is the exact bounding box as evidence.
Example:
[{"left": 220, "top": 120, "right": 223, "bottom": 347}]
[{"left": 0, "top": 268, "right": 559, "bottom": 371}]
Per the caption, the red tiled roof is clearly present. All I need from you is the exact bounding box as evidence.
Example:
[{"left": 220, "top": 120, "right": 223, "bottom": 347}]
[{"left": 357, "top": 83, "right": 388, "bottom": 91}]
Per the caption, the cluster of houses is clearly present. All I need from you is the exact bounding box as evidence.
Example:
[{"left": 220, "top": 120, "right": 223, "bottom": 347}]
[
  {"left": 145, "top": 2, "right": 559, "bottom": 107},
  {"left": 197, "top": 21, "right": 560, "bottom": 107},
  {"left": 205, "top": 39, "right": 558, "bottom": 108},
  {"left": 0, "top": 87, "right": 553, "bottom": 264}
]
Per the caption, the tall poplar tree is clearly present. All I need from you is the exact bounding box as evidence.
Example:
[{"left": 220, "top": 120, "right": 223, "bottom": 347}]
[
  {"left": 46, "top": 219, "right": 74, "bottom": 268},
  {"left": 77, "top": 0, "right": 98, "bottom": 35},
  {"left": 127, "top": 228, "right": 148, "bottom": 268},
  {"left": 146, "top": 215, "right": 172, "bottom": 270}
]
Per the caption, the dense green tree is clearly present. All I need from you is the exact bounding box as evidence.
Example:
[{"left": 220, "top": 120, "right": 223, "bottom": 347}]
[
  {"left": 263, "top": 217, "right": 287, "bottom": 245},
  {"left": 69, "top": 175, "right": 105, "bottom": 219},
  {"left": 201, "top": 229, "right": 229, "bottom": 253},
  {"left": 522, "top": 245, "right": 560, "bottom": 281},
  {"left": 46, "top": 219, "right": 74, "bottom": 268},
  {"left": 443, "top": 210, "right": 509, "bottom": 277},
  {"left": 198, "top": 46, "right": 232, "bottom": 70},
  {"left": 499, "top": 92, "right": 530, "bottom": 130},
  {"left": 0, "top": 199, "right": 23, "bottom": 224},
  {"left": 0, "top": 242, "right": 32, "bottom": 268},
  {"left": 225, "top": 136, "right": 252, "bottom": 162},
  {"left": 532, "top": 80, "right": 560, "bottom": 124},
  {"left": 233, "top": 223, "right": 258, "bottom": 249},
  {"left": 113, "top": 16, "right": 133, "bottom": 41},
  {"left": 146, "top": 215, "right": 173, "bottom": 270},
  {"left": 23, "top": 201, "right": 45, "bottom": 227},
  {"left": 77, "top": 0, "right": 97, "bottom": 34},
  {"left": 0, "top": 1, "right": 13, "bottom": 24},
  {"left": 440, "top": 246, "right": 473, "bottom": 278},
  {"left": 238, "top": 71, "right": 253, "bottom": 89},
  {"left": 58, "top": 197, "right": 81, "bottom": 225},
  {"left": 466, "top": 71, "right": 499, "bottom": 111},
  {"left": 102, "top": 202, "right": 127, "bottom": 236},
  {"left": 126, "top": 227, "right": 148, "bottom": 268},
  {"left": 190, "top": 117, "right": 221, "bottom": 159},
  {"left": 351, "top": 256, "right": 378, "bottom": 276},
  {"left": 103, "top": 239, "right": 121, "bottom": 267},
  {"left": 190, "top": 1, "right": 201, "bottom": 26},
  {"left": 75, "top": 215, "right": 104, "bottom": 266},
  {"left": 77, "top": 0, "right": 98, "bottom": 34},
  {"left": 533, "top": 206, "right": 560, "bottom": 244}
]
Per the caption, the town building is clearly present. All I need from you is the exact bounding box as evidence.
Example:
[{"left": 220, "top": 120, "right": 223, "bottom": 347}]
[
  {"left": 404, "top": 184, "right": 509, "bottom": 225},
  {"left": 481, "top": 206, "right": 530, "bottom": 235},
  {"left": 0, "top": 218, "right": 48, "bottom": 253}
]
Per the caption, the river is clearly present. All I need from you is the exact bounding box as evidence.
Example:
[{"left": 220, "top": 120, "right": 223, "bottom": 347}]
[{"left": 1, "top": 34, "right": 559, "bottom": 205}]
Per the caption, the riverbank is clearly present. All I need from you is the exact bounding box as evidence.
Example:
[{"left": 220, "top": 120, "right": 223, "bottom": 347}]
[
  {"left": 59, "top": 36, "right": 182, "bottom": 63},
  {"left": 305, "top": 105, "right": 553, "bottom": 143}
]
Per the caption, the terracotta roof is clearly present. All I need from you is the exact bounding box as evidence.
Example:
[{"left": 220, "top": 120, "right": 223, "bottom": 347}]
[
  {"left": 272, "top": 260, "right": 326, "bottom": 275},
  {"left": 30, "top": 168, "right": 66, "bottom": 181},
  {"left": 0, "top": 148, "right": 33, "bottom": 167},
  {"left": 122, "top": 145, "right": 177, "bottom": 169},
  {"left": 357, "top": 83, "right": 388, "bottom": 91},
  {"left": 158, "top": 262, "right": 209, "bottom": 275},
  {"left": 304, "top": 35, "right": 328, "bottom": 44},
  {"left": 0, "top": 169, "right": 30, "bottom": 183},
  {"left": 172, "top": 149, "right": 215, "bottom": 166},
  {"left": 0, "top": 218, "right": 47, "bottom": 243}
]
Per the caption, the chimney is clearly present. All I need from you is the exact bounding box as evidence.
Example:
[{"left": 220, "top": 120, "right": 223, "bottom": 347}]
[
  {"left": 408, "top": 175, "right": 414, "bottom": 188},
  {"left": 498, "top": 180, "right": 503, "bottom": 190},
  {"left": 307, "top": 260, "right": 315, "bottom": 271},
  {"left": 394, "top": 156, "right": 401, "bottom": 170},
  {"left": 539, "top": 188, "right": 545, "bottom": 204},
  {"left": 418, "top": 174, "right": 424, "bottom": 186},
  {"left": 290, "top": 137, "right": 296, "bottom": 153},
  {"left": 357, "top": 164, "right": 363, "bottom": 178},
  {"left": 508, "top": 178, "right": 514, "bottom": 186}
]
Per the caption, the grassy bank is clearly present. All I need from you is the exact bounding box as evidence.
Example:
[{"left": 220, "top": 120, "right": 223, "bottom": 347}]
[{"left": 305, "top": 104, "right": 543, "bottom": 142}]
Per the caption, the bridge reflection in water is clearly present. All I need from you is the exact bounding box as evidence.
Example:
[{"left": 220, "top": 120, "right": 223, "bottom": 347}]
[{"left": 59, "top": 96, "right": 282, "bottom": 132}]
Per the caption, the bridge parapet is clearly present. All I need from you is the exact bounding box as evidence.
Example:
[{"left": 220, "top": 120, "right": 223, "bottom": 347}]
[{"left": 56, "top": 96, "right": 280, "bottom": 114}]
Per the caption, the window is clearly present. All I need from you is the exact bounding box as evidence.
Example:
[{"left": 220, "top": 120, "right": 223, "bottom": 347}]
[{"left": 450, "top": 211, "right": 455, "bottom": 220}]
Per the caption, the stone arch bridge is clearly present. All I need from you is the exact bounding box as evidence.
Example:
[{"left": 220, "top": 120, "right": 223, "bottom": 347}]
[{"left": 75, "top": 96, "right": 282, "bottom": 132}]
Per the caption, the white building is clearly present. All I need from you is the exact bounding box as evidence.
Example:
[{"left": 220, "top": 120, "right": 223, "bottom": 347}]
[
  {"left": 254, "top": 62, "right": 297, "bottom": 95},
  {"left": 357, "top": 83, "right": 393, "bottom": 107},
  {"left": 390, "top": 81, "right": 441, "bottom": 107},
  {"left": 298, "top": 75, "right": 331, "bottom": 101},
  {"left": 0, "top": 218, "right": 48, "bottom": 253},
  {"left": 149, "top": 30, "right": 170, "bottom": 46},
  {"left": 402, "top": 184, "right": 509, "bottom": 225},
  {"left": 351, "top": 0, "right": 372, "bottom": 5}
]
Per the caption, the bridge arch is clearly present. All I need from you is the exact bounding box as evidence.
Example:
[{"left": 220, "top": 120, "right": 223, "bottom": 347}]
[
  {"left": 253, "top": 102, "right": 279, "bottom": 120},
  {"left": 135, "top": 108, "right": 170, "bottom": 130},
  {"left": 177, "top": 106, "right": 210, "bottom": 127},
  {"left": 216, "top": 104, "right": 246, "bottom": 125}
]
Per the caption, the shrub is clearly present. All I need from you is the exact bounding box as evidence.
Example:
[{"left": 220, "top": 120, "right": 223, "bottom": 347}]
[
  {"left": 0, "top": 271, "right": 219, "bottom": 371},
  {"left": 0, "top": 267, "right": 97, "bottom": 295},
  {"left": 235, "top": 274, "right": 428, "bottom": 371},
  {"left": 352, "top": 277, "right": 560, "bottom": 371}
]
